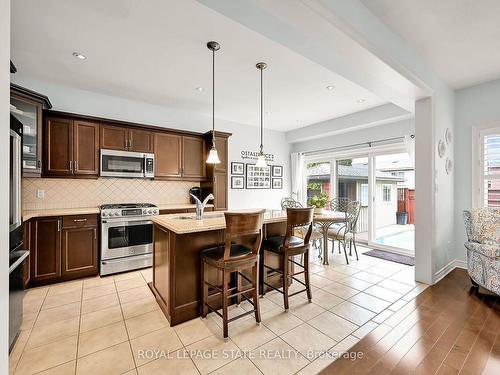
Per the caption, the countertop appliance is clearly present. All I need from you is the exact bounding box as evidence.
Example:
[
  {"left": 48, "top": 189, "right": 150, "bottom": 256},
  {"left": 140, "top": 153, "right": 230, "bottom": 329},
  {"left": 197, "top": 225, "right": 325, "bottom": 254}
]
[
  {"left": 189, "top": 187, "right": 201, "bottom": 204},
  {"left": 100, "top": 203, "right": 159, "bottom": 276},
  {"left": 100, "top": 149, "right": 154, "bottom": 178},
  {"left": 9, "top": 114, "right": 29, "bottom": 351}
]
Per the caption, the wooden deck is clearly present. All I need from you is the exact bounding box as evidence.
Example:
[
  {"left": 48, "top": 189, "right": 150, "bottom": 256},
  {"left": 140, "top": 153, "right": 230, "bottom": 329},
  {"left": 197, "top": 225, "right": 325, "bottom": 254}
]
[{"left": 322, "top": 268, "right": 500, "bottom": 374}]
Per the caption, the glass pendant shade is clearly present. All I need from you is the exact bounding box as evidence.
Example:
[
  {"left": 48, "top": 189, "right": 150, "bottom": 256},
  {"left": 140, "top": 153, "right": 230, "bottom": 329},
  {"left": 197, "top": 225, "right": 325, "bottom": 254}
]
[
  {"left": 206, "top": 147, "right": 221, "bottom": 164},
  {"left": 255, "top": 152, "right": 267, "bottom": 168}
]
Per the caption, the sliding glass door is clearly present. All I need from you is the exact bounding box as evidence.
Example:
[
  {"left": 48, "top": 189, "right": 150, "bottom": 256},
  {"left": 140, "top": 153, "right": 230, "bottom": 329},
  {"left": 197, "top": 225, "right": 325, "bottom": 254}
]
[
  {"left": 303, "top": 146, "right": 415, "bottom": 255},
  {"left": 369, "top": 152, "right": 415, "bottom": 254}
]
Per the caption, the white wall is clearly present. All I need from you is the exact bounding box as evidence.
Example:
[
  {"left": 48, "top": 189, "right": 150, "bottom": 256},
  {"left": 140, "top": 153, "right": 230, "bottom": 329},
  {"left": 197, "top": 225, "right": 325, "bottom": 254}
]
[
  {"left": 454, "top": 78, "right": 500, "bottom": 261},
  {"left": 1, "top": 0, "right": 10, "bottom": 369},
  {"left": 11, "top": 76, "right": 291, "bottom": 210}
]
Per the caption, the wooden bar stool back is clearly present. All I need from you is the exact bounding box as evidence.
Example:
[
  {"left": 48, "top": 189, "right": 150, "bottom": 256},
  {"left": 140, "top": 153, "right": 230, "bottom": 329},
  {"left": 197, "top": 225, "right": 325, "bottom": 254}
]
[
  {"left": 201, "top": 210, "right": 265, "bottom": 338},
  {"left": 261, "top": 207, "right": 314, "bottom": 310}
]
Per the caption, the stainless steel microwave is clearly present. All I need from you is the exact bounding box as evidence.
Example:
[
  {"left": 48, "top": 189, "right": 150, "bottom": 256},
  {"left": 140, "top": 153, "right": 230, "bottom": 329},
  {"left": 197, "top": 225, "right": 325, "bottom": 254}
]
[{"left": 100, "top": 149, "right": 154, "bottom": 178}]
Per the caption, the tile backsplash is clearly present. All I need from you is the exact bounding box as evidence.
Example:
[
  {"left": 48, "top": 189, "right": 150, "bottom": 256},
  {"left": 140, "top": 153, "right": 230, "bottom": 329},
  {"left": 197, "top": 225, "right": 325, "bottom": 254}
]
[{"left": 23, "top": 178, "right": 198, "bottom": 210}]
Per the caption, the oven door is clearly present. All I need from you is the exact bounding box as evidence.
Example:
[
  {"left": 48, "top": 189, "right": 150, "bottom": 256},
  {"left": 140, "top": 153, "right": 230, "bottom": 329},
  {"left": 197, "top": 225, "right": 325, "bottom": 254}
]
[
  {"left": 101, "top": 217, "right": 153, "bottom": 260},
  {"left": 100, "top": 149, "right": 146, "bottom": 178}
]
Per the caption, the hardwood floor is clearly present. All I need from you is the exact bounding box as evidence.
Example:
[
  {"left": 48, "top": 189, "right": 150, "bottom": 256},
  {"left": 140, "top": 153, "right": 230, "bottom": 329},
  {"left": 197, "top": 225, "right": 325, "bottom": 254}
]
[{"left": 321, "top": 268, "right": 500, "bottom": 374}]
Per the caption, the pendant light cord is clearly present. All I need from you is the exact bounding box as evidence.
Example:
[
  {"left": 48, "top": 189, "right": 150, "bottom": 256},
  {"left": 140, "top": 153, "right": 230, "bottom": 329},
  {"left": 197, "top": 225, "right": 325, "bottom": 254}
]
[
  {"left": 212, "top": 48, "right": 216, "bottom": 147},
  {"left": 260, "top": 66, "right": 263, "bottom": 153}
]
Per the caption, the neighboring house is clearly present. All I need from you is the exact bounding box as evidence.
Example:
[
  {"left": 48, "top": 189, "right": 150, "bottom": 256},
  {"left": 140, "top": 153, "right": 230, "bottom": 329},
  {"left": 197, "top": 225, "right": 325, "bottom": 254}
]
[{"left": 306, "top": 163, "right": 404, "bottom": 232}]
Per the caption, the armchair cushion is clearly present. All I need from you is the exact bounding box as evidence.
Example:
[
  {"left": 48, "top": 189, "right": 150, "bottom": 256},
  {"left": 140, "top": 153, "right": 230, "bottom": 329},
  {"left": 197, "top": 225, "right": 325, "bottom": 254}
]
[
  {"left": 465, "top": 241, "right": 500, "bottom": 259},
  {"left": 467, "top": 208, "right": 500, "bottom": 245}
]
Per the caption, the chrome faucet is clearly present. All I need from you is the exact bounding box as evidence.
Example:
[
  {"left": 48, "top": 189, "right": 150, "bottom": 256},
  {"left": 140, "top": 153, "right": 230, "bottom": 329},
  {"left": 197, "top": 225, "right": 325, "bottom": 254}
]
[{"left": 190, "top": 193, "right": 214, "bottom": 220}]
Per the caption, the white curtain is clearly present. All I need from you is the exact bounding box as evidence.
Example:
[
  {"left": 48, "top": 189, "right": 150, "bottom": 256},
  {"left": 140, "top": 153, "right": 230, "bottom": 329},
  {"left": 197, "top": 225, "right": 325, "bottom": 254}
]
[
  {"left": 290, "top": 152, "right": 305, "bottom": 204},
  {"left": 404, "top": 135, "right": 415, "bottom": 165}
]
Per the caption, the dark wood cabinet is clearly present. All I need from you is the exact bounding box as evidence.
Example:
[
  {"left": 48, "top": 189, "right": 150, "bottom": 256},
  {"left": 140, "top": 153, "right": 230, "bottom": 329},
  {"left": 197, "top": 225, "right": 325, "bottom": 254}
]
[
  {"left": 202, "top": 132, "right": 230, "bottom": 211},
  {"left": 129, "top": 128, "right": 153, "bottom": 152},
  {"left": 182, "top": 136, "right": 206, "bottom": 179},
  {"left": 29, "top": 214, "right": 98, "bottom": 286},
  {"left": 101, "top": 125, "right": 153, "bottom": 152},
  {"left": 61, "top": 225, "right": 98, "bottom": 280},
  {"left": 100, "top": 125, "right": 129, "bottom": 151},
  {"left": 74, "top": 121, "right": 99, "bottom": 175},
  {"left": 154, "top": 132, "right": 182, "bottom": 178},
  {"left": 11, "top": 84, "right": 52, "bottom": 177},
  {"left": 22, "top": 221, "right": 31, "bottom": 288},
  {"left": 30, "top": 217, "right": 62, "bottom": 285},
  {"left": 44, "top": 117, "right": 73, "bottom": 176},
  {"left": 44, "top": 117, "right": 99, "bottom": 177},
  {"left": 155, "top": 133, "right": 206, "bottom": 180}
]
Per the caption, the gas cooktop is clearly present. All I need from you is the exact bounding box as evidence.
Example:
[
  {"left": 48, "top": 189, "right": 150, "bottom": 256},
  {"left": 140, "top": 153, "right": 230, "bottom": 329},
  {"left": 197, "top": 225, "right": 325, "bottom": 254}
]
[{"left": 100, "top": 203, "right": 157, "bottom": 210}]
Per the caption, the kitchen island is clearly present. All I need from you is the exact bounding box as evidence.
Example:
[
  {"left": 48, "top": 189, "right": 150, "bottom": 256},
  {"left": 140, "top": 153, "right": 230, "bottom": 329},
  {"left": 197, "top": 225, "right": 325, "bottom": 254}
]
[{"left": 150, "top": 210, "right": 288, "bottom": 325}]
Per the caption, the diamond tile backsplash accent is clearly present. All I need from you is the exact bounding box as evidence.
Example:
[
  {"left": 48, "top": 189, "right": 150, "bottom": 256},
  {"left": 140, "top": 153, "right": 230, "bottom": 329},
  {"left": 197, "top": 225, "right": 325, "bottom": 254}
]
[{"left": 23, "top": 178, "right": 198, "bottom": 210}]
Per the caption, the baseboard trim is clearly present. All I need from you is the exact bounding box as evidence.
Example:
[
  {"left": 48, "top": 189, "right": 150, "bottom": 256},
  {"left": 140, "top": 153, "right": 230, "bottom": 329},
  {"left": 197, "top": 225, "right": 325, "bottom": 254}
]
[{"left": 433, "top": 259, "right": 467, "bottom": 284}]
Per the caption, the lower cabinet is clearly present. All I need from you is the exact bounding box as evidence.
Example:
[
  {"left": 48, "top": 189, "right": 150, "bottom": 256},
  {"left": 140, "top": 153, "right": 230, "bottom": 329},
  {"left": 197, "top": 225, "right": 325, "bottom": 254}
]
[
  {"left": 30, "top": 215, "right": 98, "bottom": 286},
  {"left": 62, "top": 226, "right": 98, "bottom": 280},
  {"left": 30, "top": 217, "right": 62, "bottom": 285}
]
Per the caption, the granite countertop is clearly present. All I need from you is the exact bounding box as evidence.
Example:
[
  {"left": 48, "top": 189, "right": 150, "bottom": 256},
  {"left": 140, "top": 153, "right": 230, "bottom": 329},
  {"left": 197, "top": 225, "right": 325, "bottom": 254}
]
[
  {"left": 23, "top": 203, "right": 213, "bottom": 222},
  {"left": 152, "top": 209, "right": 287, "bottom": 234}
]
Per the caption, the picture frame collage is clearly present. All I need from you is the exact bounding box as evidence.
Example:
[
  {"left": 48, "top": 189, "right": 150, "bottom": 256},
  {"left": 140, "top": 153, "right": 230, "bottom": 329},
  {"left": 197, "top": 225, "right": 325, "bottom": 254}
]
[{"left": 230, "top": 162, "right": 283, "bottom": 189}]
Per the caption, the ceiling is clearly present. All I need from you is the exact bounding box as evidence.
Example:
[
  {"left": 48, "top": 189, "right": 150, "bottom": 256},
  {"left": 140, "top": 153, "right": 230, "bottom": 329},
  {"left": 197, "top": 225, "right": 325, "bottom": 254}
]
[
  {"left": 361, "top": 0, "right": 500, "bottom": 89},
  {"left": 11, "top": 0, "right": 386, "bottom": 132}
]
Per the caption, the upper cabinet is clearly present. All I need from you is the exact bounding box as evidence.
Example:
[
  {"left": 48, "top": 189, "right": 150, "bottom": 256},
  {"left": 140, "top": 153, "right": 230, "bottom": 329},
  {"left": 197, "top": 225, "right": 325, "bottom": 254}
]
[
  {"left": 201, "top": 132, "right": 230, "bottom": 211},
  {"left": 44, "top": 117, "right": 99, "bottom": 177},
  {"left": 154, "top": 133, "right": 205, "bottom": 181},
  {"left": 101, "top": 125, "right": 153, "bottom": 153},
  {"left": 10, "top": 84, "right": 52, "bottom": 177},
  {"left": 182, "top": 136, "right": 206, "bottom": 179}
]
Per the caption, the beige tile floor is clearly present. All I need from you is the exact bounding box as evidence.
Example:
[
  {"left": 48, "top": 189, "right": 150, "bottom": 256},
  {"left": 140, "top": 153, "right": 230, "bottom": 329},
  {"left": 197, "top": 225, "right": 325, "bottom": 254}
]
[{"left": 9, "top": 245, "right": 428, "bottom": 375}]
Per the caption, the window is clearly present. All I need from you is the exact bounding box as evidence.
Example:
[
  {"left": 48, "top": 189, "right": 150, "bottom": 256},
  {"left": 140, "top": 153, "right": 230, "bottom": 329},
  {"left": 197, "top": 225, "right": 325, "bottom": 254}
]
[
  {"left": 382, "top": 184, "right": 391, "bottom": 202},
  {"left": 478, "top": 127, "right": 500, "bottom": 207},
  {"left": 360, "top": 184, "right": 368, "bottom": 206}
]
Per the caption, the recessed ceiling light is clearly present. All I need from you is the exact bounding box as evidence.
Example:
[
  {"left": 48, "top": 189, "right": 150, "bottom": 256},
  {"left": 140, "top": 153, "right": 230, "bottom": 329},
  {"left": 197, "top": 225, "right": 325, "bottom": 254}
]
[
  {"left": 72, "top": 52, "right": 87, "bottom": 60},
  {"left": 357, "top": 99, "right": 366, "bottom": 103},
  {"left": 195, "top": 87, "right": 204, "bottom": 92},
  {"left": 326, "top": 85, "right": 335, "bottom": 90}
]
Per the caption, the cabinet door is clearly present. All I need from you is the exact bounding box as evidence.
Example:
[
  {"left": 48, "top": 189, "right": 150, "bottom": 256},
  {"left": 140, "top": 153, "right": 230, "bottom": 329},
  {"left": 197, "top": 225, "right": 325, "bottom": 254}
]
[
  {"left": 154, "top": 133, "right": 182, "bottom": 178},
  {"left": 62, "top": 226, "right": 98, "bottom": 279},
  {"left": 213, "top": 172, "right": 227, "bottom": 210},
  {"left": 213, "top": 137, "right": 227, "bottom": 173},
  {"left": 74, "top": 120, "right": 99, "bottom": 175},
  {"left": 23, "top": 221, "right": 31, "bottom": 288},
  {"left": 129, "top": 128, "right": 153, "bottom": 153},
  {"left": 44, "top": 117, "right": 73, "bottom": 176},
  {"left": 11, "top": 95, "right": 43, "bottom": 176},
  {"left": 100, "top": 125, "right": 128, "bottom": 150},
  {"left": 182, "top": 136, "right": 206, "bottom": 179},
  {"left": 31, "top": 217, "right": 61, "bottom": 284}
]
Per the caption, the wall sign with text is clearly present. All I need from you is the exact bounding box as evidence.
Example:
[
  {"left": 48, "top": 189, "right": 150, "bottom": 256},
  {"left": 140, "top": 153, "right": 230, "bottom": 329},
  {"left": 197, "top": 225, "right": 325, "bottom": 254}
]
[{"left": 240, "top": 150, "right": 275, "bottom": 162}]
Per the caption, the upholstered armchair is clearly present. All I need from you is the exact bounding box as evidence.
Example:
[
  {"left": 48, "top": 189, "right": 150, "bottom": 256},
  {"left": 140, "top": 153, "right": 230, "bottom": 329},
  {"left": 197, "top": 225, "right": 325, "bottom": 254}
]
[{"left": 463, "top": 208, "right": 500, "bottom": 295}]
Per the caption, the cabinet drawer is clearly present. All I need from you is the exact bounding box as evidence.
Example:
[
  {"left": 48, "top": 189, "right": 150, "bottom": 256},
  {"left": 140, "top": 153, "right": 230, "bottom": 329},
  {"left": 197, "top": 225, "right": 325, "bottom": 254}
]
[{"left": 62, "top": 214, "right": 98, "bottom": 228}]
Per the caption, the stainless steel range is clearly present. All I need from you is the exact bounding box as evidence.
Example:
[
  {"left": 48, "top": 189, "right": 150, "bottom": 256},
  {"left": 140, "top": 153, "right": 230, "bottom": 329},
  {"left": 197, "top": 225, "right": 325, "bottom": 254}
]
[{"left": 100, "top": 203, "right": 159, "bottom": 276}]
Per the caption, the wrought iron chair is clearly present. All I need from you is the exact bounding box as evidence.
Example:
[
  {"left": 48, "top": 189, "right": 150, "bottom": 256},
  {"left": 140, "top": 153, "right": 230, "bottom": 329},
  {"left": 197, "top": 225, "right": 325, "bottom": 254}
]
[
  {"left": 327, "top": 200, "right": 361, "bottom": 264},
  {"left": 280, "top": 197, "right": 323, "bottom": 259},
  {"left": 328, "top": 197, "right": 352, "bottom": 254}
]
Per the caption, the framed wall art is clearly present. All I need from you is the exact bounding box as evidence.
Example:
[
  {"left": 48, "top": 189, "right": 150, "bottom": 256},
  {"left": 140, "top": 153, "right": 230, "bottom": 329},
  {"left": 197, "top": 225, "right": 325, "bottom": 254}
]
[
  {"left": 271, "top": 165, "right": 283, "bottom": 177},
  {"left": 231, "top": 162, "right": 244, "bottom": 175},
  {"left": 246, "top": 163, "right": 271, "bottom": 189},
  {"left": 231, "top": 176, "right": 244, "bottom": 189},
  {"left": 272, "top": 178, "right": 283, "bottom": 189}
]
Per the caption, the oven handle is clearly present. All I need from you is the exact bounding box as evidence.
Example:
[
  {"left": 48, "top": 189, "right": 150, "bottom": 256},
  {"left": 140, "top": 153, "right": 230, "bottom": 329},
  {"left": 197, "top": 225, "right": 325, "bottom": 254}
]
[{"left": 102, "top": 218, "right": 153, "bottom": 226}]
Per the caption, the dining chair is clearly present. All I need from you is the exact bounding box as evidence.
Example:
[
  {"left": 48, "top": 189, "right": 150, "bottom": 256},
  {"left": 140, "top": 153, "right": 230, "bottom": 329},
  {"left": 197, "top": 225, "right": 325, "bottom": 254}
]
[
  {"left": 261, "top": 207, "right": 314, "bottom": 310},
  {"left": 327, "top": 201, "right": 361, "bottom": 264},
  {"left": 200, "top": 210, "right": 265, "bottom": 339},
  {"left": 280, "top": 197, "right": 323, "bottom": 259}
]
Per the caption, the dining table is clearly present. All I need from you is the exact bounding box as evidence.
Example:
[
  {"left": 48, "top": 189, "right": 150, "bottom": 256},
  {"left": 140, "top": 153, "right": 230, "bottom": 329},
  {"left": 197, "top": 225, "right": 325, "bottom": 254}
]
[{"left": 313, "top": 210, "right": 348, "bottom": 265}]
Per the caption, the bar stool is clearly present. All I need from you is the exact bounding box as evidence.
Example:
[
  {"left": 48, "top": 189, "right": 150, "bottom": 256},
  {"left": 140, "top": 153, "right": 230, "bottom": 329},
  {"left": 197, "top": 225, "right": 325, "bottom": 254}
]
[
  {"left": 201, "top": 210, "right": 265, "bottom": 338},
  {"left": 261, "top": 207, "right": 314, "bottom": 310}
]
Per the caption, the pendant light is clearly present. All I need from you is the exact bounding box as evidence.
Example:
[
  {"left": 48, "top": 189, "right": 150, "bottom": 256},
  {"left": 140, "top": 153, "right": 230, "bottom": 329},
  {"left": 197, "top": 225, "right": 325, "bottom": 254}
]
[
  {"left": 255, "top": 62, "right": 267, "bottom": 168},
  {"left": 206, "top": 41, "right": 221, "bottom": 164}
]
